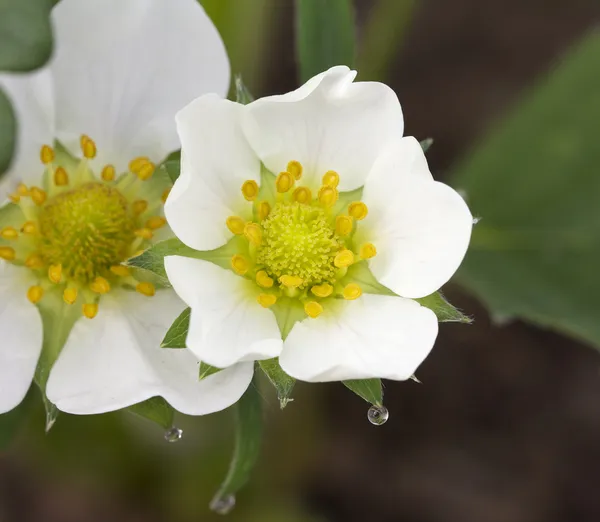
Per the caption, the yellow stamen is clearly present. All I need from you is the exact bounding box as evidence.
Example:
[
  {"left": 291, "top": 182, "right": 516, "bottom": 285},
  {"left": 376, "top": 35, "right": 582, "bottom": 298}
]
[
  {"left": 0, "top": 227, "right": 18, "bottom": 240},
  {"left": 322, "top": 170, "right": 339, "bottom": 188},
  {"left": 226, "top": 216, "right": 246, "bottom": 235},
  {"left": 244, "top": 222, "right": 262, "bottom": 246},
  {"left": 276, "top": 171, "right": 294, "bottom": 193},
  {"left": 136, "top": 282, "right": 155, "bottom": 297},
  {"left": 256, "top": 270, "right": 274, "bottom": 288},
  {"left": 241, "top": 180, "right": 259, "bottom": 201},
  {"left": 292, "top": 186, "right": 312, "bottom": 204},
  {"left": 17, "top": 183, "right": 29, "bottom": 196},
  {"left": 25, "top": 253, "right": 44, "bottom": 269},
  {"left": 137, "top": 161, "right": 155, "bottom": 180},
  {"left": 80, "top": 135, "right": 97, "bottom": 159},
  {"left": 134, "top": 228, "right": 153, "bottom": 240},
  {"left": 343, "top": 283, "right": 362, "bottom": 300},
  {"left": 40, "top": 145, "right": 54, "bottom": 165},
  {"left": 27, "top": 285, "right": 44, "bottom": 304},
  {"left": 360, "top": 243, "right": 377, "bottom": 259},
  {"left": 30, "top": 186, "right": 47, "bottom": 206},
  {"left": 257, "top": 293, "right": 277, "bottom": 308},
  {"left": 110, "top": 265, "right": 130, "bottom": 277},
  {"left": 90, "top": 276, "right": 110, "bottom": 294},
  {"left": 0, "top": 246, "right": 16, "bottom": 261},
  {"left": 311, "top": 283, "right": 333, "bottom": 298},
  {"left": 231, "top": 254, "right": 249, "bottom": 275},
  {"left": 348, "top": 201, "right": 368, "bottom": 220},
  {"left": 335, "top": 215, "right": 353, "bottom": 236},
  {"left": 318, "top": 186, "right": 338, "bottom": 208},
  {"left": 63, "top": 287, "right": 78, "bottom": 305},
  {"left": 334, "top": 249, "right": 354, "bottom": 268},
  {"left": 279, "top": 274, "right": 303, "bottom": 288},
  {"left": 83, "top": 303, "right": 98, "bottom": 319},
  {"left": 287, "top": 161, "right": 303, "bottom": 180},
  {"left": 257, "top": 201, "right": 271, "bottom": 221},
  {"left": 8, "top": 193, "right": 20, "bottom": 203},
  {"left": 21, "top": 221, "right": 37, "bottom": 235},
  {"left": 101, "top": 164, "right": 116, "bottom": 182},
  {"left": 48, "top": 264, "right": 62, "bottom": 284},
  {"left": 304, "top": 301, "right": 323, "bottom": 318},
  {"left": 146, "top": 216, "right": 167, "bottom": 230},
  {"left": 161, "top": 188, "right": 171, "bottom": 204},
  {"left": 54, "top": 167, "right": 69, "bottom": 186},
  {"left": 132, "top": 199, "right": 148, "bottom": 215}
]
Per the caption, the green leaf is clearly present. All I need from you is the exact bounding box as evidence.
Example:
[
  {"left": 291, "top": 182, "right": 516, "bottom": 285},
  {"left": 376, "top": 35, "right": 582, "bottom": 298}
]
[
  {"left": 199, "top": 362, "right": 222, "bottom": 380},
  {"left": 295, "top": 0, "right": 355, "bottom": 83},
  {"left": 210, "top": 380, "right": 263, "bottom": 513},
  {"left": 161, "top": 307, "right": 190, "bottom": 348},
  {"left": 344, "top": 261, "right": 395, "bottom": 296},
  {"left": 0, "top": 87, "right": 16, "bottom": 176},
  {"left": 0, "top": 0, "right": 54, "bottom": 72},
  {"left": 270, "top": 297, "right": 306, "bottom": 340},
  {"left": 451, "top": 31, "right": 600, "bottom": 348},
  {"left": 128, "top": 396, "right": 174, "bottom": 430},
  {"left": 343, "top": 379, "right": 383, "bottom": 406},
  {"left": 416, "top": 292, "right": 472, "bottom": 323},
  {"left": 235, "top": 75, "right": 254, "bottom": 105},
  {"left": 258, "top": 358, "right": 295, "bottom": 409}
]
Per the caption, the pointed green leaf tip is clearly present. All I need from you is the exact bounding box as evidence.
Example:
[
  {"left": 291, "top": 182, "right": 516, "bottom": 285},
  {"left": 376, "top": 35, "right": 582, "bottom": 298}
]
[
  {"left": 161, "top": 307, "right": 190, "bottom": 348},
  {"left": 128, "top": 396, "right": 174, "bottom": 430},
  {"left": 235, "top": 75, "right": 254, "bottom": 105},
  {"left": 343, "top": 379, "right": 383, "bottom": 406},
  {"left": 258, "top": 358, "right": 295, "bottom": 409}
]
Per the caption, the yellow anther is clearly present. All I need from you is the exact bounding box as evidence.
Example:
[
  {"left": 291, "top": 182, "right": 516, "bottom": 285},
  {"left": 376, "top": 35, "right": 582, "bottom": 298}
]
[
  {"left": 129, "top": 156, "right": 149, "bottom": 173},
  {"left": 132, "top": 199, "right": 148, "bottom": 215},
  {"left": 27, "top": 285, "right": 44, "bottom": 304},
  {"left": 29, "top": 186, "right": 47, "bottom": 206},
  {"left": 8, "top": 193, "right": 20, "bottom": 203},
  {"left": 348, "top": 201, "right": 368, "bottom": 220},
  {"left": 343, "top": 283, "right": 362, "bottom": 300},
  {"left": 83, "top": 303, "right": 98, "bottom": 319},
  {"left": 63, "top": 287, "right": 78, "bottom": 305},
  {"left": 25, "top": 253, "right": 44, "bottom": 269},
  {"left": 0, "top": 246, "right": 16, "bottom": 261},
  {"left": 257, "top": 293, "right": 277, "bottom": 308},
  {"left": 110, "top": 265, "right": 130, "bottom": 277},
  {"left": 279, "top": 274, "right": 303, "bottom": 288},
  {"left": 231, "top": 254, "right": 250, "bottom": 275},
  {"left": 241, "top": 180, "right": 259, "bottom": 201},
  {"left": 54, "top": 167, "right": 69, "bottom": 186},
  {"left": 101, "top": 164, "right": 116, "bottom": 182},
  {"left": 257, "top": 201, "right": 271, "bottom": 221},
  {"left": 318, "top": 186, "right": 338, "bottom": 208},
  {"left": 48, "top": 264, "right": 62, "bottom": 284},
  {"left": 335, "top": 215, "right": 353, "bottom": 236},
  {"left": 360, "top": 243, "right": 377, "bottom": 259},
  {"left": 0, "top": 227, "right": 18, "bottom": 240},
  {"left": 304, "top": 301, "right": 323, "bottom": 318},
  {"left": 136, "top": 281, "right": 156, "bottom": 297},
  {"left": 322, "top": 170, "right": 340, "bottom": 188},
  {"left": 276, "top": 171, "right": 294, "bottom": 193},
  {"left": 40, "top": 145, "right": 54, "bottom": 164},
  {"left": 161, "top": 187, "right": 171, "bottom": 204},
  {"left": 80, "top": 135, "right": 97, "bottom": 159},
  {"left": 256, "top": 270, "right": 274, "bottom": 288},
  {"left": 17, "top": 183, "right": 29, "bottom": 196},
  {"left": 134, "top": 228, "right": 153, "bottom": 240},
  {"left": 311, "top": 283, "right": 333, "bottom": 298},
  {"left": 137, "top": 161, "right": 155, "bottom": 180},
  {"left": 21, "top": 221, "right": 37, "bottom": 235},
  {"left": 244, "top": 222, "right": 262, "bottom": 246},
  {"left": 146, "top": 216, "right": 167, "bottom": 230},
  {"left": 292, "top": 186, "right": 312, "bottom": 204},
  {"left": 90, "top": 276, "right": 111, "bottom": 294},
  {"left": 226, "top": 216, "right": 245, "bottom": 235},
  {"left": 334, "top": 249, "right": 355, "bottom": 268},
  {"left": 287, "top": 160, "right": 303, "bottom": 180}
]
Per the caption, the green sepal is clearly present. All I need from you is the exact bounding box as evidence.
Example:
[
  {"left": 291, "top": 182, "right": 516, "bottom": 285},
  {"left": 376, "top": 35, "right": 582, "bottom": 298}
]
[
  {"left": 332, "top": 186, "right": 363, "bottom": 220},
  {"left": 256, "top": 164, "right": 277, "bottom": 206},
  {"left": 258, "top": 358, "right": 295, "bottom": 409},
  {"left": 415, "top": 292, "right": 472, "bottom": 323},
  {"left": 161, "top": 307, "right": 190, "bottom": 348},
  {"left": 420, "top": 138, "right": 434, "bottom": 153},
  {"left": 199, "top": 362, "right": 223, "bottom": 380},
  {"left": 0, "top": 88, "right": 16, "bottom": 176},
  {"left": 159, "top": 159, "right": 181, "bottom": 184},
  {"left": 343, "top": 261, "right": 395, "bottom": 296},
  {"left": 127, "top": 396, "right": 174, "bottom": 430},
  {"left": 343, "top": 379, "right": 383, "bottom": 406},
  {"left": 235, "top": 75, "right": 254, "bottom": 105},
  {"left": 270, "top": 297, "right": 306, "bottom": 341}
]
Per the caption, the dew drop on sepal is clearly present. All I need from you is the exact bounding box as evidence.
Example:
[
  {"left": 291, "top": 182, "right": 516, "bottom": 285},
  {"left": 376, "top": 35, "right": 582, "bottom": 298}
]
[
  {"left": 164, "top": 426, "right": 183, "bottom": 442},
  {"left": 367, "top": 405, "right": 389, "bottom": 426},
  {"left": 210, "top": 494, "right": 236, "bottom": 515}
]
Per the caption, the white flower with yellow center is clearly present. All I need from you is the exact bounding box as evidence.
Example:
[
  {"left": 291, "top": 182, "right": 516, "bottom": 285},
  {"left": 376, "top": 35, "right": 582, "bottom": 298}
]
[
  {"left": 164, "top": 66, "right": 473, "bottom": 382},
  {"left": 0, "top": 0, "right": 253, "bottom": 415}
]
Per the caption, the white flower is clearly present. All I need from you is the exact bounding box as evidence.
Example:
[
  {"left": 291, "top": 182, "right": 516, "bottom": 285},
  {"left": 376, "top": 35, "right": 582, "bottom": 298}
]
[
  {"left": 0, "top": 0, "right": 253, "bottom": 415},
  {"left": 164, "top": 66, "right": 473, "bottom": 382}
]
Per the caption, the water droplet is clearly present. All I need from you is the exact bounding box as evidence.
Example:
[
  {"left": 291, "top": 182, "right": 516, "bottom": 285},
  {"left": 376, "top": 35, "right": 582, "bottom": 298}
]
[
  {"left": 164, "top": 426, "right": 183, "bottom": 443},
  {"left": 367, "top": 405, "right": 389, "bottom": 426},
  {"left": 210, "top": 494, "right": 236, "bottom": 515}
]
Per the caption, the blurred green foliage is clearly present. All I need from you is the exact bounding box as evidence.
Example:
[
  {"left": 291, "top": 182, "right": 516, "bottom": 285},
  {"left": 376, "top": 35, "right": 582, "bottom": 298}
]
[{"left": 0, "top": 88, "right": 15, "bottom": 175}]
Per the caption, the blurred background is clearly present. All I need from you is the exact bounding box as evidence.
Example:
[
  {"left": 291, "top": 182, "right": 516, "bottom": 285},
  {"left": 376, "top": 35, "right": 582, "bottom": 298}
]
[{"left": 1, "top": 0, "right": 600, "bottom": 521}]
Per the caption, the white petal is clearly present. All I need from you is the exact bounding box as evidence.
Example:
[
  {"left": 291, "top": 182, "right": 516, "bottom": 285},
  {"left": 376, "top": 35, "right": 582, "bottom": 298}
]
[
  {"left": 46, "top": 290, "right": 253, "bottom": 415},
  {"left": 360, "top": 137, "right": 473, "bottom": 298},
  {"left": 242, "top": 66, "right": 404, "bottom": 190},
  {"left": 0, "top": 68, "right": 54, "bottom": 197},
  {"left": 166, "top": 95, "right": 260, "bottom": 251},
  {"left": 0, "top": 263, "right": 43, "bottom": 413},
  {"left": 280, "top": 294, "right": 438, "bottom": 382},
  {"left": 165, "top": 256, "right": 282, "bottom": 367},
  {"left": 51, "top": 0, "right": 230, "bottom": 171}
]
